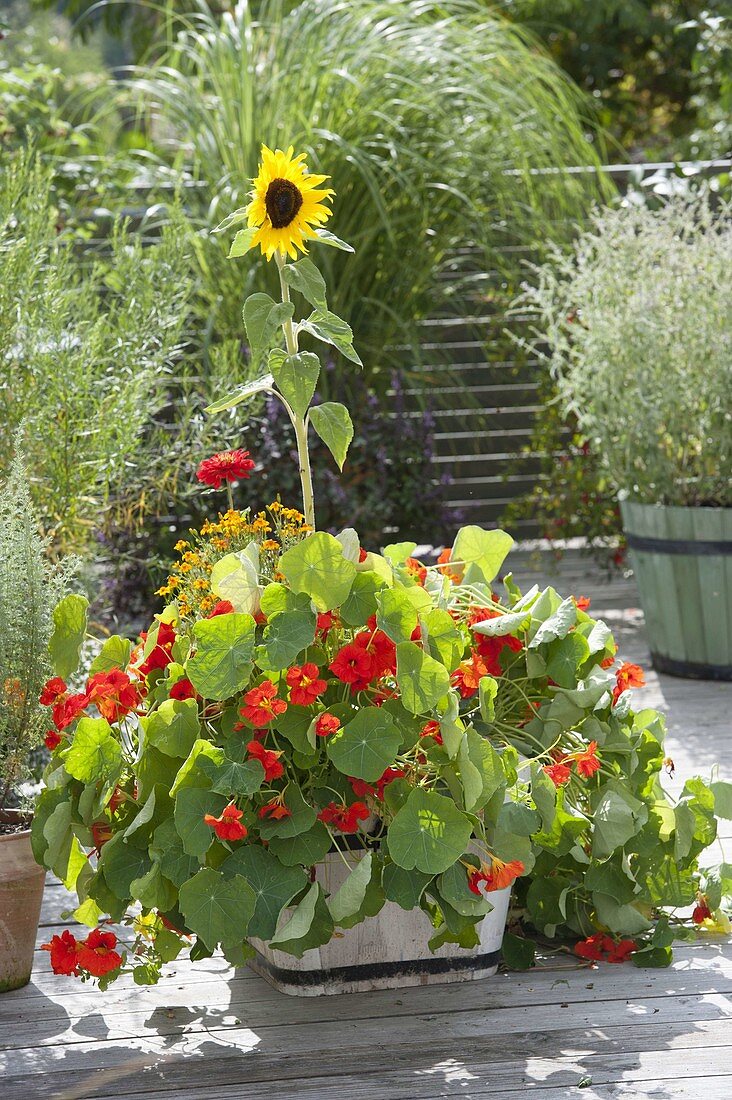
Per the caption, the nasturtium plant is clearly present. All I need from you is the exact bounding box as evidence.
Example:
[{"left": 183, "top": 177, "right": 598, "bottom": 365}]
[{"left": 35, "top": 146, "right": 731, "bottom": 988}]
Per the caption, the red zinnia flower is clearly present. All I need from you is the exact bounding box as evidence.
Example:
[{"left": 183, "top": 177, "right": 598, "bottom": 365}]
[
  {"left": 315, "top": 713, "right": 341, "bottom": 738},
  {"left": 543, "top": 761, "right": 572, "bottom": 786},
  {"left": 204, "top": 800, "right": 248, "bottom": 841},
  {"left": 42, "top": 930, "right": 80, "bottom": 976},
  {"left": 329, "top": 643, "right": 373, "bottom": 688},
  {"left": 169, "top": 677, "right": 196, "bottom": 701},
  {"left": 612, "top": 662, "right": 645, "bottom": 704},
  {"left": 286, "top": 663, "right": 327, "bottom": 706},
  {"left": 467, "top": 857, "right": 524, "bottom": 895},
  {"left": 318, "top": 800, "right": 370, "bottom": 833},
  {"left": 40, "top": 677, "right": 68, "bottom": 706},
  {"left": 196, "top": 449, "right": 256, "bottom": 489},
  {"left": 207, "top": 599, "right": 235, "bottom": 618},
  {"left": 137, "top": 621, "right": 177, "bottom": 676},
  {"left": 574, "top": 741, "right": 601, "bottom": 779},
  {"left": 86, "top": 669, "right": 141, "bottom": 723},
  {"left": 44, "top": 729, "right": 62, "bottom": 751},
  {"left": 247, "top": 740, "right": 284, "bottom": 781},
  {"left": 76, "top": 928, "right": 123, "bottom": 977},
  {"left": 258, "top": 796, "right": 292, "bottom": 821},
  {"left": 240, "top": 680, "right": 287, "bottom": 726},
  {"left": 452, "top": 650, "right": 488, "bottom": 699}
]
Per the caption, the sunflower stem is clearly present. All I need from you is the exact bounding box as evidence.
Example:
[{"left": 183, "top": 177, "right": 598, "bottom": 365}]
[{"left": 275, "top": 251, "right": 316, "bottom": 530}]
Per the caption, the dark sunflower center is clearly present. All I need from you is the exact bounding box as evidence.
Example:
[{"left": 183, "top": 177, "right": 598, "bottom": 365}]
[{"left": 265, "top": 178, "right": 303, "bottom": 229}]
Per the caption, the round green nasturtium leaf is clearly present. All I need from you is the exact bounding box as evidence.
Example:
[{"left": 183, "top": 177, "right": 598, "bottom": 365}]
[
  {"left": 64, "top": 717, "right": 122, "bottom": 785},
  {"left": 143, "top": 698, "right": 201, "bottom": 759},
  {"left": 221, "top": 845, "right": 308, "bottom": 940},
  {"left": 170, "top": 740, "right": 225, "bottom": 796},
  {"left": 340, "top": 571, "right": 386, "bottom": 626},
  {"left": 451, "top": 526, "right": 514, "bottom": 585},
  {"left": 89, "top": 634, "right": 132, "bottom": 675},
  {"left": 174, "top": 787, "right": 228, "bottom": 857},
  {"left": 256, "top": 784, "right": 318, "bottom": 840},
  {"left": 278, "top": 531, "right": 356, "bottom": 612},
  {"left": 185, "top": 613, "right": 256, "bottom": 700},
  {"left": 421, "top": 608, "right": 464, "bottom": 671},
  {"left": 130, "top": 862, "right": 178, "bottom": 912},
  {"left": 49, "top": 593, "right": 89, "bottom": 678},
  {"left": 382, "top": 862, "right": 433, "bottom": 910},
  {"left": 98, "top": 833, "right": 153, "bottom": 901},
  {"left": 328, "top": 852, "right": 385, "bottom": 928},
  {"left": 438, "top": 858, "right": 494, "bottom": 917},
  {"left": 178, "top": 867, "right": 256, "bottom": 952},
  {"left": 268, "top": 822, "right": 332, "bottom": 867},
  {"left": 268, "top": 881, "right": 334, "bottom": 959},
  {"left": 386, "top": 789, "right": 473, "bottom": 875},
  {"left": 396, "top": 642, "right": 451, "bottom": 715},
  {"left": 150, "top": 818, "right": 201, "bottom": 888},
  {"left": 256, "top": 607, "right": 316, "bottom": 670},
  {"left": 326, "top": 706, "right": 402, "bottom": 781},
  {"left": 197, "top": 755, "right": 265, "bottom": 798}
]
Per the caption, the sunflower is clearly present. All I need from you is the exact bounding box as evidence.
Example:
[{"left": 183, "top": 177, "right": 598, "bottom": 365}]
[{"left": 246, "top": 145, "right": 333, "bottom": 260}]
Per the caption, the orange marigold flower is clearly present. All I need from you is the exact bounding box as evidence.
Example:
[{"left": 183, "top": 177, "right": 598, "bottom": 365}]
[
  {"left": 286, "top": 663, "right": 327, "bottom": 706},
  {"left": 468, "top": 857, "right": 524, "bottom": 895},
  {"left": 247, "top": 739, "right": 284, "bottom": 781},
  {"left": 76, "top": 928, "right": 123, "bottom": 977},
  {"left": 573, "top": 740, "right": 601, "bottom": 779},
  {"left": 240, "top": 680, "right": 287, "bottom": 726},
  {"left": 315, "top": 712, "right": 341, "bottom": 738},
  {"left": 42, "top": 930, "right": 80, "bottom": 975},
  {"left": 196, "top": 449, "right": 256, "bottom": 489},
  {"left": 452, "top": 650, "right": 488, "bottom": 699},
  {"left": 204, "top": 800, "right": 248, "bottom": 841}
]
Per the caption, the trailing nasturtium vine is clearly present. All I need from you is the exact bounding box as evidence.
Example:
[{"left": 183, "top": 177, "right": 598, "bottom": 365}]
[{"left": 34, "top": 148, "right": 732, "bottom": 988}]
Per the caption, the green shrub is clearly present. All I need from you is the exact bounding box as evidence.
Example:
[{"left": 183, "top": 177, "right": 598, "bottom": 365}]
[{"left": 519, "top": 192, "right": 732, "bottom": 507}]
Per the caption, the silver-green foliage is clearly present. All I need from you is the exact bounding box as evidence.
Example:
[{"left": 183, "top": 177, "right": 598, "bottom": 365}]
[
  {"left": 124, "top": 0, "right": 610, "bottom": 371},
  {"left": 0, "top": 154, "right": 191, "bottom": 553},
  {"left": 521, "top": 193, "right": 732, "bottom": 506},
  {"left": 0, "top": 445, "right": 74, "bottom": 808}
]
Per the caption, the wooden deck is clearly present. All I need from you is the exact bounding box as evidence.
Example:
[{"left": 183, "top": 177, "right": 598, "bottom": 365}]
[{"left": 3, "top": 565, "right": 731, "bottom": 1100}]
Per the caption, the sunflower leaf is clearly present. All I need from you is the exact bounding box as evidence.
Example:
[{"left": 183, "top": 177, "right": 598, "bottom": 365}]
[
  {"left": 243, "top": 293, "right": 294, "bottom": 363},
  {"left": 308, "top": 402, "right": 354, "bottom": 470},
  {"left": 313, "top": 228, "right": 355, "bottom": 253},
  {"left": 271, "top": 350, "right": 321, "bottom": 418},
  {"left": 205, "top": 374, "right": 274, "bottom": 415},
  {"left": 299, "top": 309, "right": 362, "bottom": 366},
  {"left": 282, "top": 257, "right": 328, "bottom": 310},
  {"left": 228, "top": 227, "right": 257, "bottom": 258}
]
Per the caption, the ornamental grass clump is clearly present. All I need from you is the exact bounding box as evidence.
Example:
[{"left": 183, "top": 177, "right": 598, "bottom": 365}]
[
  {"left": 34, "top": 149, "right": 731, "bottom": 985},
  {"left": 520, "top": 192, "right": 732, "bottom": 507}
]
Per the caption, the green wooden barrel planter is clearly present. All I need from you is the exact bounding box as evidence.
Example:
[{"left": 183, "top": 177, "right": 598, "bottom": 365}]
[{"left": 620, "top": 501, "right": 732, "bottom": 681}]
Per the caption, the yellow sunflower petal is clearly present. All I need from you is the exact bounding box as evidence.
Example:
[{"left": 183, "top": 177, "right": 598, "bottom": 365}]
[{"left": 245, "top": 145, "right": 333, "bottom": 261}]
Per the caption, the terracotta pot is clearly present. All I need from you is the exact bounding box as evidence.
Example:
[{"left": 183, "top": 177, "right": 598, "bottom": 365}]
[{"left": 0, "top": 810, "right": 46, "bottom": 993}]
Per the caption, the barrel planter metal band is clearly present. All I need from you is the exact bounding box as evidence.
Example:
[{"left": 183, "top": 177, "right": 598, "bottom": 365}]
[{"left": 620, "top": 500, "right": 732, "bottom": 682}]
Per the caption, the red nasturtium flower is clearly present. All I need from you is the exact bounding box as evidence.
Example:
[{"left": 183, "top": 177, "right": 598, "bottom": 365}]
[
  {"left": 404, "top": 557, "right": 427, "bottom": 585},
  {"left": 375, "top": 767, "right": 407, "bottom": 800},
  {"left": 108, "top": 786, "right": 126, "bottom": 815},
  {"left": 286, "top": 663, "right": 327, "bottom": 706},
  {"left": 574, "top": 740, "right": 601, "bottom": 779},
  {"left": 137, "top": 621, "right": 177, "bottom": 676},
  {"left": 316, "top": 611, "right": 337, "bottom": 638},
  {"left": 76, "top": 928, "right": 123, "bottom": 977},
  {"left": 575, "top": 596, "right": 591, "bottom": 612},
  {"left": 437, "top": 547, "right": 460, "bottom": 583},
  {"left": 247, "top": 739, "right": 284, "bottom": 781},
  {"left": 468, "top": 857, "right": 525, "bottom": 895},
  {"left": 348, "top": 777, "right": 376, "bottom": 799},
  {"left": 39, "top": 677, "right": 68, "bottom": 706},
  {"left": 204, "top": 800, "right": 248, "bottom": 841},
  {"left": 42, "top": 929, "right": 80, "bottom": 975},
  {"left": 315, "top": 712, "right": 341, "bottom": 738},
  {"left": 452, "top": 650, "right": 488, "bottom": 699},
  {"left": 240, "top": 680, "right": 287, "bottom": 726},
  {"left": 44, "top": 729, "right": 62, "bottom": 751},
  {"left": 258, "top": 796, "right": 292, "bottom": 821},
  {"left": 86, "top": 669, "right": 141, "bottom": 722},
  {"left": 575, "top": 933, "right": 637, "bottom": 964},
  {"left": 693, "top": 895, "right": 713, "bottom": 924},
  {"left": 613, "top": 662, "right": 645, "bottom": 704},
  {"left": 208, "top": 599, "right": 235, "bottom": 618},
  {"left": 329, "top": 643, "right": 373, "bottom": 688},
  {"left": 91, "top": 822, "right": 113, "bottom": 853},
  {"left": 169, "top": 677, "right": 196, "bottom": 701},
  {"left": 318, "top": 800, "right": 370, "bottom": 833},
  {"left": 543, "top": 761, "right": 572, "bottom": 786},
  {"left": 196, "top": 449, "right": 256, "bottom": 489},
  {"left": 420, "top": 720, "right": 443, "bottom": 745}
]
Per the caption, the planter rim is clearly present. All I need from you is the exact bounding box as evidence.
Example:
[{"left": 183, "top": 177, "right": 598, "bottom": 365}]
[
  {"left": 621, "top": 499, "right": 731, "bottom": 515},
  {"left": 0, "top": 809, "right": 32, "bottom": 843}
]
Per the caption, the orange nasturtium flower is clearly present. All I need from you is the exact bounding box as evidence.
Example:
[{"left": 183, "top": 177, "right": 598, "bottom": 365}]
[{"left": 204, "top": 800, "right": 248, "bottom": 841}]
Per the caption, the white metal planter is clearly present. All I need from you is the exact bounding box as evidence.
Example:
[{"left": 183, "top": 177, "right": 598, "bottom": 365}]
[{"left": 248, "top": 849, "right": 511, "bottom": 996}]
